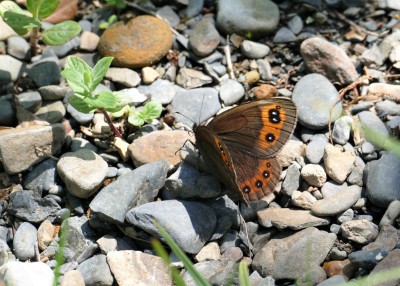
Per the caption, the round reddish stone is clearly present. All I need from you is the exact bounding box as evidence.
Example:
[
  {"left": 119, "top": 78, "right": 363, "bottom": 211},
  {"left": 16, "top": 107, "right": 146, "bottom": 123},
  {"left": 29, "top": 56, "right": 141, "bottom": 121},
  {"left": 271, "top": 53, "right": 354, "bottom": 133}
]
[{"left": 98, "top": 15, "right": 173, "bottom": 68}]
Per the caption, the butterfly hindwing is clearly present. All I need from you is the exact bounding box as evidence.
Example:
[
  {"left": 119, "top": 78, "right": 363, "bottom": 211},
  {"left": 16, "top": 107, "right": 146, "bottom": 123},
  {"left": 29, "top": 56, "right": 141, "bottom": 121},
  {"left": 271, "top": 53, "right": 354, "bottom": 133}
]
[{"left": 207, "top": 97, "right": 297, "bottom": 157}]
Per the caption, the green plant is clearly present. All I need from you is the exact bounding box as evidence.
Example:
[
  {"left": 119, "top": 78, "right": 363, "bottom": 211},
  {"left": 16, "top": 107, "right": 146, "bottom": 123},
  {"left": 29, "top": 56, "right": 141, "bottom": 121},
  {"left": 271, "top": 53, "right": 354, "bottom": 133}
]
[
  {"left": 0, "top": 0, "right": 81, "bottom": 56},
  {"left": 111, "top": 101, "right": 162, "bottom": 127},
  {"left": 98, "top": 0, "right": 125, "bottom": 29},
  {"left": 61, "top": 55, "right": 125, "bottom": 137},
  {"left": 99, "top": 14, "right": 118, "bottom": 30}
]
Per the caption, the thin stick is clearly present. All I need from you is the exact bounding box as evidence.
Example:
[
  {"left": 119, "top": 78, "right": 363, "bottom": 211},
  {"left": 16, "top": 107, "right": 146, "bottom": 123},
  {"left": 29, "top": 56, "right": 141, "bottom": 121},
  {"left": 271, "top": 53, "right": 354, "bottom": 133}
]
[
  {"left": 99, "top": 108, "right": 121, "bottom": 138},
  {"left": 223, "top": 36, "right": 235, "bottom": 79}
]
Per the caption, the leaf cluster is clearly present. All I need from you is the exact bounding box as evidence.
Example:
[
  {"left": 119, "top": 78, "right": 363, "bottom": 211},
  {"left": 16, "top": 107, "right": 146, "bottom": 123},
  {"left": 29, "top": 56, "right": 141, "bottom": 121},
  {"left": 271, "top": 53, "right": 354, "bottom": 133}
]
[{"left": 0, "top": 0, "right": 81, "bottom": 46}]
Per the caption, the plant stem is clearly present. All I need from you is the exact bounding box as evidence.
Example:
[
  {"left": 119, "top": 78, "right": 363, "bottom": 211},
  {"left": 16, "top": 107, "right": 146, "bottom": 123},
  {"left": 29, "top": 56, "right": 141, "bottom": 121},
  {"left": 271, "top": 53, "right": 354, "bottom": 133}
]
[
  {"left": 30, "top": 27, "right": 38, "bottom": 56},
  {"left": 100, "top": 108, "right": 122, "bottom": 138}
]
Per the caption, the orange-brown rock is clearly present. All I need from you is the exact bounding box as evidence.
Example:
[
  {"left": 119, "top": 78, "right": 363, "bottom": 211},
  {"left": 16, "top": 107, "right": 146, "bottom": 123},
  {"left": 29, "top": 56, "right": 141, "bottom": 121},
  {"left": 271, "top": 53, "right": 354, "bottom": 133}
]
[
  {"left": 323, "top": 259, "right": 355, "bottom": 281},
  {"left": 98, "top": 16, "right": 173, "bottom": 68}
]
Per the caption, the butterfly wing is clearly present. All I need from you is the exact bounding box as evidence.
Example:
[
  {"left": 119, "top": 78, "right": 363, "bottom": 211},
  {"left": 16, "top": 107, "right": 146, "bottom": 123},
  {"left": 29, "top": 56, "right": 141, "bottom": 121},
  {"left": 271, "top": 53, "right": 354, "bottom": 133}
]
[
  {"left": 207, "top": 97, "right": 297, "bottom": 157},
  {"left": 195, "top": 126, "right": 246, "bottom": 203},
  {"left": 229, "top": 145, "right": 281, "bottom": 202}
]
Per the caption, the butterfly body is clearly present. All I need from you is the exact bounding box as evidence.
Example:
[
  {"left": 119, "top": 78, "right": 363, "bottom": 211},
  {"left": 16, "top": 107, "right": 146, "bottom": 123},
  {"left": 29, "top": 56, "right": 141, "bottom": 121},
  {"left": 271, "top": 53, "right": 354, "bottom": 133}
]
[{"left": 194, "top": 97, "right": 297, "bottom": 205}]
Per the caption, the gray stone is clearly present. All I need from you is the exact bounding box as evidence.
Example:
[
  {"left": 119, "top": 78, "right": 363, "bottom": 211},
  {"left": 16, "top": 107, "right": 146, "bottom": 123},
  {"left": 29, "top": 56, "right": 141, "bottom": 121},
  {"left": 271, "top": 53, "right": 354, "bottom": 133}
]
[
  {"left": 216, "top": 0, "right": 279, "bottom": 39},
  {"left": 0, "top": 55, "right": 23, "bottom": 83},
  {"left": 332, "top": 116, "right": 353, "bottom": 145},
  {"left": 90, "top": 160, "right": 169, "bottom": 224},
  {"left": 341, "top": 219, "right": 379, "bottom": 244},
  {"left": 28, "top": 60, "right": 61, "bottom": 87},
  {"left": 76, "top": 254, "right": 113, "bottom": 286},
  {"left": 13, "top": 222, "right": 38, "bottom": 261},
  {"left": 189, "top": 16, "right": 220, "bottom": 57},
  {"left": 126, "top": 200, "right": 216, "bottom": 254},
  {"left": 281, "top": 163, "right": 301, "bottom": 196},
  {"left": 0, "top": 261, "right": 54, "bottom": 286},
  {"left": 273, "top": 27, "right": 297, "bottom": 43},
  {"left": 0, "top": 94, "right": 16, "bottom": 126},
  {"left": 137, "top": 79, "right": 176, "bottom": 104},
  {"left": 57, "top": 149, "right": 108, "bottom": 198},
  {"left": 35, "top": 100, "right": 66, "bottom": 123},
  {"left": 219, "top": 79, "right": 245, "bottom": 105},
  {"left": 0, "top": 124, "right": 65, "bottom": 174},
  {"left": 38, "top": 85, "right": 70, "bottom": 100},
  {"left": 240, "top": 40, "right": 270, "bottom": 59},
  {"left": 183, "top": 260, "right": 236, "bottom": 286},
  {"left": 380, "top": 200, "right": 400, "bottom": 227},
  {"left": 292, "top": 73, "right": 342, "bottom": 130},
  {"left": 15, "top": 91, "right": 42, "bottom": 113},
  {"left": 24, "top": 159, "right": 58, "bottom": 192},
  {"left": 366, "top": 153, "right": 400, "bottom": 208},
  {"left": 6, "top": 36, "right": 30, "bottom": 60}
]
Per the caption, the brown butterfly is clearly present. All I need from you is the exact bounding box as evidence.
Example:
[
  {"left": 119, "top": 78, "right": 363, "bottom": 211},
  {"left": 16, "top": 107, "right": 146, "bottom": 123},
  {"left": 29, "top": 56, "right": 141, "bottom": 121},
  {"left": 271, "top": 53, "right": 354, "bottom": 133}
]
[{"left": 195, "top": 97, "right": 297, "bottom": 206}]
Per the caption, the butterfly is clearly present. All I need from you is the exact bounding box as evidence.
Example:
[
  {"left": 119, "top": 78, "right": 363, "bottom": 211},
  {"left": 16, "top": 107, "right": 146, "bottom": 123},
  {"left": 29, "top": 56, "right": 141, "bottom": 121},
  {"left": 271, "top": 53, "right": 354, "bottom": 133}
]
[{"left": 194, "top": 97, "right": 297, "bottom": 206}]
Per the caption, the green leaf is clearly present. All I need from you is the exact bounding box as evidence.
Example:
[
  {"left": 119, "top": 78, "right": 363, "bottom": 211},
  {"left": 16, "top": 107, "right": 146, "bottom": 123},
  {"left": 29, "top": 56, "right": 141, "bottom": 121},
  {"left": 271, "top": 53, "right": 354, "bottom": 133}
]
[
  {"left": 94, "top": 91, "right": 118, "bottom": 109},
  {"left": 0, "top": 1, "right": 25, "bottom": 17},
  {"left": 42, "top": 20, "right": 81, "bottom": 46},
  {"left": 238, "top": 261, "right": 251, "bottom": 286},
  {"left": 68, "top": 94, "right": 96, "bottom": 113},
  {"left": 128, "top": 112, "right": 144, "bottom": 126},
  {"left": 363, "top": 127, "right": 400, "bottom": 158},
  {"left": 111, "top": 105, "right": 129, "bottom": 118},
  {"left": 3, "top": 11, "right": 41, "bottom": 35},
  {"left": 91, "top": 57, "right": 113, "bottom": 91},
  {"left": 60, "top": 68, "right": 88, "bottom": 95},
  {"left": 139, "top": 101, "right": 162, "bottom": 121},
  {"left": 114, "top": 91, "right": 133, "bottom": 105},
  {"left": 27, "top": 0, "right": 60, "bottom": 19},
  {"left": 65, "top": 56, "right": 92, "bottom": 75}
]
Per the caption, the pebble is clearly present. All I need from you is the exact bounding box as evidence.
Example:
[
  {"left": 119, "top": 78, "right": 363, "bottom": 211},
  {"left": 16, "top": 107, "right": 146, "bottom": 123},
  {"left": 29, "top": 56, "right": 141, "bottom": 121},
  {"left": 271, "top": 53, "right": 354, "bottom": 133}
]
[
  {"left": 98, "top": 16, "right": 173, "bottom": 68},
  {"left": 137, "top": 79, "right": 176, "bottom": 104},
  {"left": 301, "top": 164, "right": 327, "bottom": 187},
  {"left": 0, "top": 17, "right": 17, "bottom": 40},
  {"left": 323, "top": 260, "right": 354, "bottom": 280},
  {"left": 347, "top": 156, "right": 365, "bottom": 186},
  {"left": 240, "top": 40, "right": 271, "bottom": 59},
  {"left": 189, "top": 16, "right": 220, "bottom": 57},
  {"left": 366, "top": 153, "right": 400, "bottom": 208},
  {"left": 141, "top": 67, "right": 160, "bottom": 84},
  {"left": 217, "top": 0, "right": 280, "bottom": 39},
  {"left": 300, "top": 37, "right": 358, "bottom": 85},
  {"left": 368, "top": 83, "right": 400, "bottom": 101},
  {"left": 277, "top": 139, "right": 306, "bottom": 168},
  {"left": 380, "top": 200, "right": 400, "bottom": 226},
  {"left": 7, "top": 189, "right": 61, "bottom": 223},
  {"left": 90, "top": 160, "right": 169, "bottom": 224},
  {"left": 358, "top": 111, "right": 390, "bottom": 139},
  {"left": 332, "top": 116, "right": 353, "bottom": 145},
  {"left": 107, "top": 250, "right": 172, "bottom": 286},
  {"left": 176, "top": 67, "right": 213, "bottom": 89},
  {"left": 76, "top": 254, "right": 113, "bottom": 285},
  {"left": 163, "top": 162, "right": 221, "bottom": 200},
  {"left": 60, "top": 270, "right": 85, "bottom": 286},
  {"left": 316, "top": 275, "right": 346, "bottom": 286},
  {"left": 219, "top": 79, "right": 245, "bottom": 105},
  {"left": 126, "top": 200, "right": 216, "bottom": 254},
  {"left": 57, "top": 149, "right": 109, "bottom": 198},
  {"left": 105, "top": 67, "right": 141, "bottom": 87},
  {"left": 369, "top": 249, "right": 400, "bottom": 285},
  {"left": 292, "top": 73, "right": 342, "bottom": 130},
  {"left": 128, "top": 130, "right": 192, "bottom": 168},
  {"left": 70, "top": 138, "right": 98, "bottom": 152},
  {"left": 28, "top": 60, "right": 61, "bottom": 87},
  {"left": 23, "top": 159, "right": 58, "bottom": 192},
  {"left": 258, "top": 207, "right": 330, "bottom": 230},
  {"left": 0, "top": 261, "right": 54, "bottom": 286},
  {"left": 171, "top": 87, "right": 220, "bottom": 128},
  {"left": 37, "top": 220, "right": 55, "bottom": 251},
  {"left": 363, "top": 224, "right": 398, "bottom": 251},
  {"left": 6, "top": 36, "right": 30, "bottom": 60},
  {"left": 252, "top": 227, "right": 336, "bottom": 280},
  {"left": 0, "top": 55, "right": 23, "bottom": 82},
  {"left": 288, "top": 15, "right": 303, "bottom": 35},
  {"left": 376, "top": 100, "right": 400, "bottom": 117},
  {"left": 273, "top": 27, "right": 297, "bottom": 43},
  {"left": 348, "top": 248, "right": 389, "bottom": 270},
  {"left": 156, "top": 6, "right": 180, "bottom": 28},
  {"left": 323, "top": 144, "right": 356, "bottom": 183},
  {"left": 306, "top": 135, "right": 329, "bottom": 164},
  {"left": 340, "top": 219, "right": 379, "bottom": 244},
  {"left": 66, "top": 102, "right": 94, "bottom": 125},
  {"left": 256, "top": 59, "right": 273, "bottom": 81},
  {"left": 79, "top": 31, "right": 100, "bottom": 52},
  {"left": 0, "top": 124, "right": 65, "bottom": 174},
  {"left": 311, "top": 185, "right": 361, "bottom": 216},
  {"left": 13, "top": 222, "right": 38, "bottom": 261},
  {"left": 281, "top": 163, "right": 301, "bottom": 196},
  {"left": 45, "top": 37, "right": 80, "bottom": 58},
  {"left": 38, "top": 85, "right": 70, "bottom": 100},
  {"left": 35, "top": 100, "right": 66, "bottom": 123},
  {"left": 183, "top": 260, "right": 236, "bottom": 286},
  {"left": 291, "top": 190, "right": 318, "bottom": 209},
  {"left": 195, "top": 242, "right": 221, "bottom": 262},
  {"left": 337, "top": 208, "right": 354, "bottom": 223}
]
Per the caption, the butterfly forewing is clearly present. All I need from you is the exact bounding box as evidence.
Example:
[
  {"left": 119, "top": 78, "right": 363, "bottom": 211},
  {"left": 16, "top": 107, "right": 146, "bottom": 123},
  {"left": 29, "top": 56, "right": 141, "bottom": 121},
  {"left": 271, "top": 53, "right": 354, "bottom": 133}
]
[{"left": 207, "top": 97, "right": 297, "bottom": 158}]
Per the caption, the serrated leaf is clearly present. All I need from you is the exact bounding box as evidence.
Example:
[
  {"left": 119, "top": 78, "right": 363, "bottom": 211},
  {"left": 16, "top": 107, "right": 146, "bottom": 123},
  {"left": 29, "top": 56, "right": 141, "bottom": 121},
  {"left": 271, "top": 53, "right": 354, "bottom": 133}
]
[
  {"left": 65, "top": 56, "right": 92, "bottom": 75},
  {"left": 27, "top": 0, "right": 60, "bottom": 19},
  {"left": 83, "top": 70, "right": 92, "bottom": 91},
  {"left": 3, "top": 11, "right": 41, "bottom": 35},
  {"left": 94, "top": 91, "right": 117, "bottom": 108},
  {"left": 128, "top": 112, "right": 144, "bottom": 126},
  {"left": 68, "top": 94, "right": 96, "bottom": 113},
  {"left": 60, "top": 68, "right": 87, "bottom": 95},
  {"left": 114, "top": 91, "right": 133, "bottom": 105},
  {"left": 139, "top": 101, "right": 162, "bottom": 121},
  {"left": 91, "top": 57, "right": 113, "bottom": 91},
  {"left": 0, "top": 1, "right": 25, "bottom": 17},
  {"left": 42, "top": 20, "right": 81, "bottom": 46}
]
